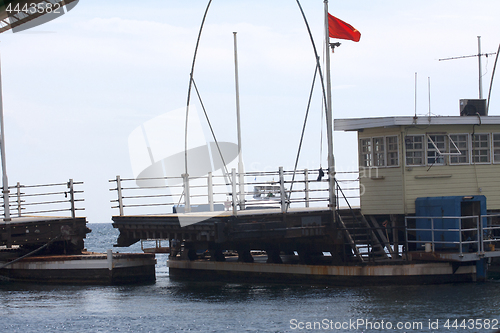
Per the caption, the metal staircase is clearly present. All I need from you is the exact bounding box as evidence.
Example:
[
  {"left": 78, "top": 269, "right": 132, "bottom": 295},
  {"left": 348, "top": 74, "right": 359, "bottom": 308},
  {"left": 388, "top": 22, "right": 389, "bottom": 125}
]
[
  {"left": 334, "top": 179, "right": 391, "bottom": 262},
  {"left": 336, "top": 209, "right": 388, "bottom": 262}
]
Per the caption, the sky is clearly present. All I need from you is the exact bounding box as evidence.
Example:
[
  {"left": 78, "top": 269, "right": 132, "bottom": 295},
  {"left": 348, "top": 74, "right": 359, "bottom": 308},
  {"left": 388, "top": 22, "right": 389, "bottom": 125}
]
[{"left": 0, "top": 0, "right": 499, "bottom": 224}]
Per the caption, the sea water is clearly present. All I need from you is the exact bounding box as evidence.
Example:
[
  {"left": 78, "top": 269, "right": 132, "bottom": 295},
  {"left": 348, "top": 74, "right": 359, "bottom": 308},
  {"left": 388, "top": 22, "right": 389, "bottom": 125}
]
[{"left": 1, "top": 223, "right": 500, "bottom": 332}]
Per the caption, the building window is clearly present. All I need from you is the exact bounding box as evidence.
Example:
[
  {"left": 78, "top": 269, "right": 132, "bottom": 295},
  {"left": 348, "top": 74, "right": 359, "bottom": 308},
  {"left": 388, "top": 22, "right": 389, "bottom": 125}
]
[
  {"left": 472, "top": 133, "right": 490, "bottom": 163},
  {"left": 427, "top": 135, "right": 446, "bottom": 165},
  {"left": 493, "top": 133, "right": 500, "bottom": 163},
  {"left": 360, "top": 136, "right": 400, "bottom": 168},
  {"left": 449, "top": 134, "right": 469, "bottom": 164},
  {"left": 373, "top": 137, "right": 385, "bottom": 167},
  {"left": 360, "top": 138, "right": 372, "bottom": 167},
  {"left": 405, "top": 135, "right": 424, "bottom": 166},
  {"left": 386, "top": 136, "right": 399, "bottom": 166}
]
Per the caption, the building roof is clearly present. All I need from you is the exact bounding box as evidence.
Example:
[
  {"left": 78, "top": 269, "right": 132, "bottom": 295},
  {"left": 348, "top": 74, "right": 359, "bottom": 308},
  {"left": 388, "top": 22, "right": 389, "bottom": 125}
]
[{"left": 334, "top": 115, "right": 500, "bottom": 131}]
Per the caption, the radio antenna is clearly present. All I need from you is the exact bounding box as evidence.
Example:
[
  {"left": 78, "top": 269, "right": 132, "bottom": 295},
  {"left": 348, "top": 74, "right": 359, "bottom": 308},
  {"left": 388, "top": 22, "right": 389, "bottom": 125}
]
[
  {"left": 439, "top": 36, "right": 496, "bottom": 99},
  {"left": 414, "top": 72, "right": 417, "bottom": 117},
  {"left": 428, "top": 77, "right": 431, "bottom": 117}
]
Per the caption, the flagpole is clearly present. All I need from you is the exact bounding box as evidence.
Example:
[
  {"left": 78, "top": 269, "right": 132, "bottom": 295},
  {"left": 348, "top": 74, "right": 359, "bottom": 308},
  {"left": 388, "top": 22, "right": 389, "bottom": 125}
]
[
  {"left": 324, "top": 0, "right": 336, "bottom": 210},
  {"left": 0, "top": 50, "right": 10, "bottom": 222},
  {"left": 233, "top": 32, "right": 245, "bottom": 210}
]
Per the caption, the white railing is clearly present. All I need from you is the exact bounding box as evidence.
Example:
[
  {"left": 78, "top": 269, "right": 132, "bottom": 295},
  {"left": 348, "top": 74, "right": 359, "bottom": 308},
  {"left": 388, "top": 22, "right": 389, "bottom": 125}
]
[
  {"left": 482, "top": 214, "right": 500, "bottom": 251},
  {"left": 109, "top": 168, "right": 361, "bottom": 216},
  {"left": 0, "top": 179, "right": 85, "bottom": 219},
  {"left": 405, "top": 214, "right": 500, "bottom": 257}
]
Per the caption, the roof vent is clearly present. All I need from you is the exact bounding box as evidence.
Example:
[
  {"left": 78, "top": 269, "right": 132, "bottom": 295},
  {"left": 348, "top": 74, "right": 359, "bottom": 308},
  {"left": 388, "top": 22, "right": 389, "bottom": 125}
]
[{"left": 460, "top": 99, "right": 487, "bottom": 116}]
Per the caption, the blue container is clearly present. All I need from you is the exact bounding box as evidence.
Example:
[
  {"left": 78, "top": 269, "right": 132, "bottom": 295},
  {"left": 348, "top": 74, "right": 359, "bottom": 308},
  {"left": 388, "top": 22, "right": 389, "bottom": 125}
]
[{"left": 414, "top": 196, "right": 486, "bottom": 251}]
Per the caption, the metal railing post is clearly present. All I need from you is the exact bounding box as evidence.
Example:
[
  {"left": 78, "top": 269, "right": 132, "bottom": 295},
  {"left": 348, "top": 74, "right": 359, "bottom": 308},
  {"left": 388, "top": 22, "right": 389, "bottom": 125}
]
[
  {"left": 67, "top": 179, "right": 76, "bottom": 218},
  {"left": 404, "top": 217, "right": 409, "bottom": 261},
  {"left": 182, "top": 173, "right": 191, "bottom": 213},
  {"left": 16, "top": 181, "right": 21, "bottom": 217},
  {"left": 304, "top": 169, "right": 309, "bottom": 208},
  {"left": 477, "top": 215, "right": 483, "bottom": 254},
  {"left": 116, "top": 175, "right": 124, "bottom": 216},
  {"left": 239, "top": 170, "right": 245, "bottom": 210},
  {"left": 335, "top": 180, "right": 339, "bottom": 208},
  {"left": 231, "top": 168, "right": 237, "bottom": 216},
  {"left": 459, "top": 217, "right": 463, "bottom": 257},
  {"left": 431, "top": 217, "right": 435, "bottom": 253},
  {"left": 279, "top": 167, "right": 286, "bottom": 213},
  {"left": 207, "top": 172, "right": 214, "bottom": 212},
  {"left": 481, "top": 215, "right": 485, "bottom": 253}
]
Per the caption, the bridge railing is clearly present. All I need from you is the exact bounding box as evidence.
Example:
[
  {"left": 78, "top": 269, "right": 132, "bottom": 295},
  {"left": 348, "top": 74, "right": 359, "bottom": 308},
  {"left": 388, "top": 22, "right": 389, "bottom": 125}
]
[
  {"left": 0, "top": 179, "right": 85, "bottom": 220},
  {"left": 109, "top": 168, "right": 361, "bottom": 216}
]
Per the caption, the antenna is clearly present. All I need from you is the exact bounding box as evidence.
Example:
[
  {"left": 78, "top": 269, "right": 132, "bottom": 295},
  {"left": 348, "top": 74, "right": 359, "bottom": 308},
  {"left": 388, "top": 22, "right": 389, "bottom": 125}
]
[
  {"left": 414, "top": 72, "right": 417, "bottom": 117},
  {"left": 428, "top": 77, "right": 431, "bottom": 117},
  {"left": 439, "top": 36, "right": 497, "bottom": 99}
]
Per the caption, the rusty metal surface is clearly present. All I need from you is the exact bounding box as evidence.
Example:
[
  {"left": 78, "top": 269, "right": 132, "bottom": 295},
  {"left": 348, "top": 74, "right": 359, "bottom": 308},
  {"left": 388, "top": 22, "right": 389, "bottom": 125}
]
[
  {"left": 169, "top": 259, "right": 475, "bottom": 276},
  {"left": 0, "top": 251, "right": 156, "bottom": 284},
  {"left": 409, "top": 250, "right": 500, "bottom": 262},
  {"left": 12, "top": 252, "right": 155, "bottom": 262},
  {"left": 0, "top": 216, "right": 88, "bottom": 249},
  {"left": 168, "top": 259, "right": 477, "bottom": 285},
  {"left": 112, "top": 208, "right": 335, "bottom": 247}
]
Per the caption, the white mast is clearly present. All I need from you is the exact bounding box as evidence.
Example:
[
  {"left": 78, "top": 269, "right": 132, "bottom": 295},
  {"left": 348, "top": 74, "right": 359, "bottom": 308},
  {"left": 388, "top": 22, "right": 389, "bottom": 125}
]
[
  {"left": 0, "top": 51, "right": 10, "bottom": 222},
  {"left": 233, "top": 32, "right": 245, "bottom": 209},
  {"left": 324, "top": 0, "right": 336, "bottom": 209}
]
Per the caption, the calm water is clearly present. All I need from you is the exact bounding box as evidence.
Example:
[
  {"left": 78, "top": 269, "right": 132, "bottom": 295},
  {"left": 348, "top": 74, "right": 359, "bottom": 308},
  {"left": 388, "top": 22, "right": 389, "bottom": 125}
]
[{"left": 1, "top": 223, "right": 500, "bottom": 332}]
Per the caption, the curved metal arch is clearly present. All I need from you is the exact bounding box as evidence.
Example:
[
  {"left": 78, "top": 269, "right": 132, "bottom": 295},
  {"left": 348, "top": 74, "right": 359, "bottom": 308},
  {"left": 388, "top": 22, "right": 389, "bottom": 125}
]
[{"left": 184, "top": 0, "right": 213, "bottom": 178}]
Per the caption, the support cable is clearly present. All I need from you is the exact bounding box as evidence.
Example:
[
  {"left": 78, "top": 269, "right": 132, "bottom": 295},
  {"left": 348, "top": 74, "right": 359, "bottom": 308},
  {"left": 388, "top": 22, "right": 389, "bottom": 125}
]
[
  {"left": 487, "top": 44, "right": 500, "bottom": 114},
  {"left": 295, "top": 0, "right": 331, "bottom": 188},
  {"left": 295, "top": 0, "right": 329, "bottom": 131},
  {"left": 191, "top": 78, "right": 231, "bottom": 182},
  {"left": 184, "top": 0, "right": 213, "bottom": 178},
  {"left": 286, "top": 63, "right": 319, "bottom": 211},
  {"left": 0, "top": 234, "right": 61, "bottom": 271}
]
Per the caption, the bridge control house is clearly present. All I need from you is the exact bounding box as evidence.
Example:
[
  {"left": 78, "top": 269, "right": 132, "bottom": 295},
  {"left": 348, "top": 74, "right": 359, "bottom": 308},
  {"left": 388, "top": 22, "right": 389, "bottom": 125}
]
[
  {"left": 335, "top": 99, "right": 500, "bottom": 260},
  {"left": 335, "top": 99, "right": 500, "bottom": 214}
]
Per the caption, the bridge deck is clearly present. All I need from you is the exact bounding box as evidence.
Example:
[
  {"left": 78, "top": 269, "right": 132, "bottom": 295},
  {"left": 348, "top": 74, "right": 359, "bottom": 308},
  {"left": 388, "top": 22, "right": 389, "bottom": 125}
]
[{"left": 111, "top": 207, "right": 346, "bottom": 247}]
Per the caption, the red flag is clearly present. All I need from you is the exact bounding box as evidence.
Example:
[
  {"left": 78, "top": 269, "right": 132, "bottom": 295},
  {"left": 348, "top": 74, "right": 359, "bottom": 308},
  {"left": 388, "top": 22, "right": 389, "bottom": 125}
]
[{"left": 328, "top": 14, "right": 361, "bottom": 42}]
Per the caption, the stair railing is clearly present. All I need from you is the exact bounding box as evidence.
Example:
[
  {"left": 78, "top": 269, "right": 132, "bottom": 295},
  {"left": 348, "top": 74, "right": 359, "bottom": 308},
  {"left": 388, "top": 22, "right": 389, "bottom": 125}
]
[{"left": 334, "top": 179, "right": 361, "bottom": 224}]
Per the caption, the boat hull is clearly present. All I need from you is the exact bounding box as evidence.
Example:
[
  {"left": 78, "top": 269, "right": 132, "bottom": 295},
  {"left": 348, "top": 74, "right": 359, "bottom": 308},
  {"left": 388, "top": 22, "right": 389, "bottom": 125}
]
[
  {"left": 0, "top": 252, "right": 156, "bottom": 284},
  {"left": 168, "top": 259, "right": 477, "bottom": 285}
]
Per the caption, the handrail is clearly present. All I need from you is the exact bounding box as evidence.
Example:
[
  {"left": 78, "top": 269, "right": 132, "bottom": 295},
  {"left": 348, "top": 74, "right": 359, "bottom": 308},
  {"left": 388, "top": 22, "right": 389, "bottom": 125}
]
[
  {"left": 405, "top": 215, "right": 500, "bottom": 258},
  {"left": 8, "top": 181, "right": 83, "bottom": 189},
  {"left": 109, "top": 167, "right": 361, "bottom": 216},
  {"left": 0, "top": 179, "right": 85, "bottom": 219},
  {"left": 334, "top": 178, "right": 356, "bottom": 212}
]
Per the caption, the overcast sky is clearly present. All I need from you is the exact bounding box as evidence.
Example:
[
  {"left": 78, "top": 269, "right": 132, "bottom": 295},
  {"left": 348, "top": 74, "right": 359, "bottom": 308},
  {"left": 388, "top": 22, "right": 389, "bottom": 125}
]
[{"left": 0, "top": 0, "right": 499, "bottom": 224}]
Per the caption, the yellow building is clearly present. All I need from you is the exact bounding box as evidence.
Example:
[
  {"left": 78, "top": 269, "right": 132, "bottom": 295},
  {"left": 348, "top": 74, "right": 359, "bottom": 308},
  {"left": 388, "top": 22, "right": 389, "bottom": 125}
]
[{"left": 335, "top": 110, "right": 500, "bottom": 216}]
